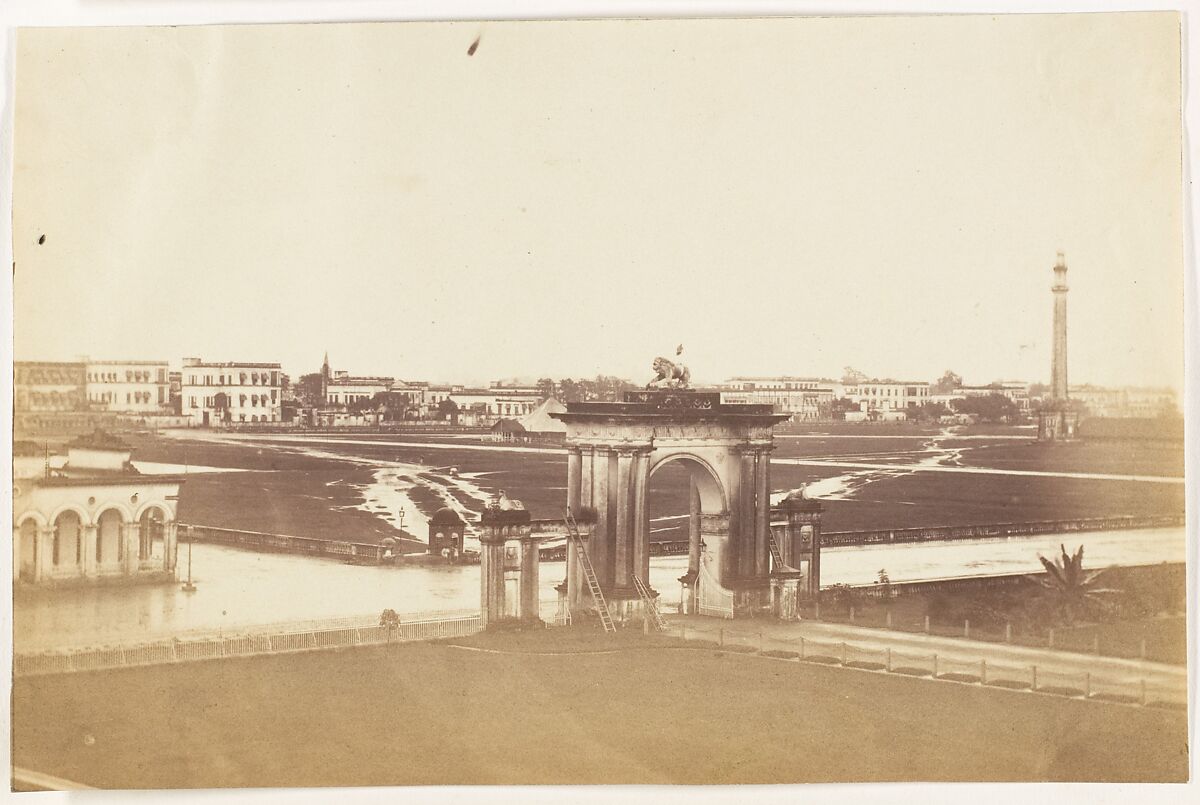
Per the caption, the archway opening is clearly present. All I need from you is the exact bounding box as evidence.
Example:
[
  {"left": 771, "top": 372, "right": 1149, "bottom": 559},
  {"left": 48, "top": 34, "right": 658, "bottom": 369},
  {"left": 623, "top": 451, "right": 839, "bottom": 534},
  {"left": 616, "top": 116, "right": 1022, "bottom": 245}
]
[
  {"left": 53, "top": 510, "right": 82, "bottom": 568},
  {"left": 18, "top": 518, "right": 38, "bottom": 581},
  {"left": 139, "top": 507, "right": 167, "bottom": 563},
  {"left": 97, "top": 509, "right": 124, "bottom": 567},
  {"left": 645, "top": 454, "right": 729, "bottom": 612}
]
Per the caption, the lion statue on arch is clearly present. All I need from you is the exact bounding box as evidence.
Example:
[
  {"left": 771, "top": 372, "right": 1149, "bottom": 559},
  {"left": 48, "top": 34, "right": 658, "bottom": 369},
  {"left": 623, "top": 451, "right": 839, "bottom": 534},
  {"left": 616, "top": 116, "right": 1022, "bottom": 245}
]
[{"left": 647, "top": 345, "right": 691, "bottom": 389}]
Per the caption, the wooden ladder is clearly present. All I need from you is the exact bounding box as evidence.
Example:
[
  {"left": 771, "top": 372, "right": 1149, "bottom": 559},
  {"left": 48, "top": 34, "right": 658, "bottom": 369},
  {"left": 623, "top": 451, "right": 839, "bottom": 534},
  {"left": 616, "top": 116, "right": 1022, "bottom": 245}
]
[
  {"left": 767, "top": 531, "right": 787, "bottom": 573},
  {"left": 564, "top": 509, "right": 616, "bottom": 634},
  {"left": 632, "top": 573, "right": 669, "bottom": 632}
]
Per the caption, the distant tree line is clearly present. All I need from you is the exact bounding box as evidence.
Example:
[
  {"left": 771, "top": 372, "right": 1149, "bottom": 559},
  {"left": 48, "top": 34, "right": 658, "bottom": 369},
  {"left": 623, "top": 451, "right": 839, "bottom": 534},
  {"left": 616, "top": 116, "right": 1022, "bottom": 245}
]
[{"left": 536, "top": 376, "right": 638, "bottom": 403}]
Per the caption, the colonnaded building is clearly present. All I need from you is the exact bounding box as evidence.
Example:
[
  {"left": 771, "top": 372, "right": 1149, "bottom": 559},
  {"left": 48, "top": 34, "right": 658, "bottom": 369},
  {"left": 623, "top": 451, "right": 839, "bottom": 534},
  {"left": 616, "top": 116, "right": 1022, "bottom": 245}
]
[{"left": 12, "top": 432, "right": 183, "bottom": 586}]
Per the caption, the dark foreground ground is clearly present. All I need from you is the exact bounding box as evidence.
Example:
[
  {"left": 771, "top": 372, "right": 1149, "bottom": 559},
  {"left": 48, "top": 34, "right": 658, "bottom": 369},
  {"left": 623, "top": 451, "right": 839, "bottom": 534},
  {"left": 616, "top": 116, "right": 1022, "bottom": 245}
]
[{"left": 12, "top": 629, "right": 1188, "bottom": 788}]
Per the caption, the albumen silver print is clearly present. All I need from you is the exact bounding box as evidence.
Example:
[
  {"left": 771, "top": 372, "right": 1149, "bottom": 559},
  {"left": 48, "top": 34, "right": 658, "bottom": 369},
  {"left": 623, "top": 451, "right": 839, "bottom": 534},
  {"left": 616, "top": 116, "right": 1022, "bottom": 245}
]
[{"left": 6, "top": 10, "right": 1189, "bottom": 793}]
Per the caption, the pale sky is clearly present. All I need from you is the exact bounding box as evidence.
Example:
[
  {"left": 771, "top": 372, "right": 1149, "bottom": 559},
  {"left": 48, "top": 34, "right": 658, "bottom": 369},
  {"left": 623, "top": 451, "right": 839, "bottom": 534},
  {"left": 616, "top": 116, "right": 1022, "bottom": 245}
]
[{"left": 12, "top": 14, "right": 1183, "bottom": 388}]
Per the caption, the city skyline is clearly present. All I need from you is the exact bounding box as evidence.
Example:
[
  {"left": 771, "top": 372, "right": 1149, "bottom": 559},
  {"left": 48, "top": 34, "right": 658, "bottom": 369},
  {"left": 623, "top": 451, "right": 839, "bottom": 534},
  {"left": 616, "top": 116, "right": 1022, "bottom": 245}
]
[{"left": 12, "top": 16, "right": 1184, "bottom": 391}]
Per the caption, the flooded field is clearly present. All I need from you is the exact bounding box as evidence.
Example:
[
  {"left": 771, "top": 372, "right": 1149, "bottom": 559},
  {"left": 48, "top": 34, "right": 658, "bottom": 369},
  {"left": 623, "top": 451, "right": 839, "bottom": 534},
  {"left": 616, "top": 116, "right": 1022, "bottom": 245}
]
[{"left": 13, "top": 526, "right": 1184, "bottom": 652}]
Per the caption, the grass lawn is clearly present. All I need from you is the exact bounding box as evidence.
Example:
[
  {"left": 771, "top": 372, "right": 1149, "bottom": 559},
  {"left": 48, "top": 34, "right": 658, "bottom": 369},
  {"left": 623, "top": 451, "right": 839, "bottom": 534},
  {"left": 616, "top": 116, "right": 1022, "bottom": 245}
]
[{"left": 11, "top": 629, "right": 1188, "bottom": 788}]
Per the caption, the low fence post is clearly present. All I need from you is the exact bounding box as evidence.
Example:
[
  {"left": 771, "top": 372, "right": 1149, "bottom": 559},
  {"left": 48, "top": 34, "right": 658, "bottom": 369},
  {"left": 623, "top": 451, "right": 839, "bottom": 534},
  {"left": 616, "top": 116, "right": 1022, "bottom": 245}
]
[
  {"left": 1005, "top": 622, "right": 1012, "bottom": 643},
  {"left": 1085, "top": 672, "right": 1091, "bottom": 698},
  {"left": 1031, "top": 665, "right": 1038, "bottom": 691},
  {"left": 799, "top": 637, "right": 806, "bottom": 659},
  {"left": 924, "top": 615, "right": 930, "bottom": 634},
  {"left": 758, "top": 631, "right": 764, "bottom": 653},
  {"left": 980, "top": 659, "right": 987, "bottom": 684},
  {"left": 932, "top": 653, "right": 938, "bottom": 677},
  {"left": 1047, "top": 628, "right": 1055, "bottom": 648},
  {"left": 814, "top": 600, "right": 820, "bottom": 620},
  {"left": 885, "top": 611, "right": 892, "bottom": 629},
  {"left": 718, "top": 628, "right": 724, "bottom": 647},
  {"left": 964, "top": 619, "right": 970, "bottom": 639},
  {"left": 1092, "top": 635, "right": 1100, "bottom": 655},
  {"left": 849, "top": 607, "right": 855, "bottom": 624},
  {"left": 886, "top": 647, "right": 892, "bottom": 672},
  {"left": 1140, "top": 639, "right": 1148, "bottom": 659},
  {"left": 841, "top": 642, "right": 848, "bottom": 664}
]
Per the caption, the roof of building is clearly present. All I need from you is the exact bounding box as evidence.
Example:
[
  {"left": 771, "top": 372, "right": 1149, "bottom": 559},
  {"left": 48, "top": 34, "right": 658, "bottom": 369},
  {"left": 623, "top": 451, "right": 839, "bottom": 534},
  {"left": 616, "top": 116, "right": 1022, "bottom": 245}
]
[
  {"left": 66, "top": 429, "right": 131, "bottom": 451},
  {"left": 519, "top": 397, "right": 568, "bottom": 434},
  {"left": 85, "top": 360, "right": 168, "bottom": 366},
  {"left": 328, "top": 376, "right": 394, "bottom": 385},
  {"left": 183, "top": 361, "right": 282, "bottom": 369},
  {"left": 491, "top": 418, "right": 527, "bottom": 433},
  {"left": 431, "top": 507, "right": 466, "bottom": 525}
]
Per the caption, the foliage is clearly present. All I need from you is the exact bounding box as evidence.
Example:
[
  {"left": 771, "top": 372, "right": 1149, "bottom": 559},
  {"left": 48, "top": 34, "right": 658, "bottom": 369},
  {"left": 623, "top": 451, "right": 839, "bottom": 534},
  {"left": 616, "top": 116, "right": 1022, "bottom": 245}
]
[
  {"left": 1032, "top": 544, "right": 1115, "bottom": 626},
  {"left": 556, "top": 375, "right": 637, "bottom": 403},
  {"left": 823, "top": 583, "right": 862, "bottom": 614},
  {"left": 294, "top": 373, "right": 325, "bottom": 408},
  {"left": 912, "top": 401, "right": 950, "bottom": 423},
  {"left": 830, "top": 397, "right": 859, "bottom": 420},
  {"left": 841, "top": 366, "right": 868, "bottom": 385},
  {"left": 931, "top": 370, "right": 962, "bottom": 395},
  {"left": 379, "top": 609, "right": 401, "bottom": 629},
  {"left": 951, "top": 393, "right": 1018, "bottom": 423},
  {"left": 437, "top": 399, "right": 460, "bottom": 423}
]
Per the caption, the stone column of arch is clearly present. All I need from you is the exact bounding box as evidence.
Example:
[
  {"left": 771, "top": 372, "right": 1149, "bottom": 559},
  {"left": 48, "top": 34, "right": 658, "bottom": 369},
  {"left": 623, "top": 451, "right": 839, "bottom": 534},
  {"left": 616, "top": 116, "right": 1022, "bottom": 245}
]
[
  {"left": 736, "top": 444, "right": 758, "bottom": 579},
  {"left": 755, "top": 445, "right": 773, "bottom": 577},
  {"left": 632, "top": 447, "right": 652, "bottom": 586},
  {"left": 565, "top": 446, "right": 582, "bottom": 607},
  {"left": 569, "top": 446, "right": 596, "bottom": 608},
  {"left": 613, "top": 449, "right": 635, "bottom": 591},
  {"left": 11, "top": 525, "right": 19, "bottom": 582},
  {"left": 591, "top": 446, "right": 612, "bottom": 589}
]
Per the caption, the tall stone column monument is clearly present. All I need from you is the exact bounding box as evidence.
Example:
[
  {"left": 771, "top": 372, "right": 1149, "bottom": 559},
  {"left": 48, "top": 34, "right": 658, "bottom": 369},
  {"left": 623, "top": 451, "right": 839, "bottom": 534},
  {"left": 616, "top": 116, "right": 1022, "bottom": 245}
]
[{"left": 1038, "top": 251, "right": 1079, "bottom": 441}]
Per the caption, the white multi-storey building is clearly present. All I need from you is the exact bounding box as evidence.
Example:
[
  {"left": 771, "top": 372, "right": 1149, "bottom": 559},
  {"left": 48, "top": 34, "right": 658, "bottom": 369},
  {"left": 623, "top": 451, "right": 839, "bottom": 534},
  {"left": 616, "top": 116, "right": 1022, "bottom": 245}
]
[
  {"left": 181, "top": 358, "right": 282, "bottom": 426},
  {"left": 325, "top": 372, "right": 394, "bottom": 406},
  {"left": 449, "top": 387, "right": 542, "bottom": 418},
  {"left": 841, "top": 380, "right": 931, "bottom": 413},
  {"left": 720, "top": 377, "right": 837, "bottom": 421},
  {"left": 1068, "top": 385, "right": 1178, "bottom": 418},
  {"left": 85, "top": 360, "right": 170, "bottom": 413}
]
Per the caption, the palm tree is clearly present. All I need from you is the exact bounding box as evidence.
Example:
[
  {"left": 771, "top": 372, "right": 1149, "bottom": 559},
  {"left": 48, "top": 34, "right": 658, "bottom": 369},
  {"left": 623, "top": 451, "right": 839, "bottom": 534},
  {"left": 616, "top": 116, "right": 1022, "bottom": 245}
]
[{"left": 1033, "top": 544, "right": 1113, "bottom": 625}]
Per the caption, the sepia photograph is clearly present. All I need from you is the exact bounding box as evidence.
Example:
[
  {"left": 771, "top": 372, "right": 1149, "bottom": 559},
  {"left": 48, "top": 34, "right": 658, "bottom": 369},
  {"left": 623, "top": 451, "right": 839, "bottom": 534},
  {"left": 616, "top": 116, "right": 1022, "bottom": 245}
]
[{"left": 3, "top": 2, "right": 1194, "bottom": 799}]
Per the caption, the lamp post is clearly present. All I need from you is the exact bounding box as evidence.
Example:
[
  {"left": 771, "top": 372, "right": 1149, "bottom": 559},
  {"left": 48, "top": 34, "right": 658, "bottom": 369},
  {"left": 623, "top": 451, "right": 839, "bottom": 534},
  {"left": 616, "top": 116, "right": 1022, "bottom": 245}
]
[
  {"left": 182, "top": 525, "right": 197, "bottom": 593},
  {"left": 177, "top": 444, "right": 196, "bottom": 593}
]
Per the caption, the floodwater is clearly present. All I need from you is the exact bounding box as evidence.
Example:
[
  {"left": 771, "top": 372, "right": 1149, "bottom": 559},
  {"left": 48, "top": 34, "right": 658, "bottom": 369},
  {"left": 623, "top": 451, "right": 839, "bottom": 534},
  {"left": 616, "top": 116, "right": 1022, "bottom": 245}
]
[{"left": 13, "top": 526, "right": 1184, "bottom": 652}]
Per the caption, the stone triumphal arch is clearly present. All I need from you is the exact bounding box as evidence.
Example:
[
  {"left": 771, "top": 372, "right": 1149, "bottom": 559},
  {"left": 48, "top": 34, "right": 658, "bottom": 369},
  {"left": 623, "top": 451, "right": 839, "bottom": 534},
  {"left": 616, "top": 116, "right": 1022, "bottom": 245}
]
[
  {"left": 477, "top": 357, "right": 826, "bottom": 627},
  {"left": 555, "top": 388, "right": 813, "bottom": 619}
]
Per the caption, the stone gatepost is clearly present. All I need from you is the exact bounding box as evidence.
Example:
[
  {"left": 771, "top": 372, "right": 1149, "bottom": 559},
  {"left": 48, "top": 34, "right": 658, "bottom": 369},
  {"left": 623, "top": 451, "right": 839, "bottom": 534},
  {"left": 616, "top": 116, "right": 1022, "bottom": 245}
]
[
  {"left": 771, "top": 576, "right": 800, "bottom": 619},
  {"left": 478, "top": 501, "right": 543, "bottom": 628},
  {"left": 779, "top": 491, "right": 824, "bottom": 599}
]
